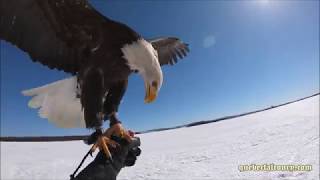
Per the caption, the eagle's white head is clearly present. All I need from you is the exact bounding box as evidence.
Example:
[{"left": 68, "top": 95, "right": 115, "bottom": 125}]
[{"left": 121, "top": 39, "right": 163, "bottom": 103}]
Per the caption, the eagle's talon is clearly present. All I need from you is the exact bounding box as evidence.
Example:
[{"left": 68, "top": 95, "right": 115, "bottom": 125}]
[
  {"left": 105, "top": 137, "right": 119, "bottom": 148},
  {"left": 85, "top": 130, "right": 102, "bottom": 145},
  {"left": 91, "top": 135, "right": 119, "bottom": 159}
]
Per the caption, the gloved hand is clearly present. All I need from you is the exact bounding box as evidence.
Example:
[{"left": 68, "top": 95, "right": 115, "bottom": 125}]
[
  {"left": 73, "top": 137, "right": 141, "bottom": 180},
  {"left": 125, "top": 146, "right": 141, "bottom": 166}
]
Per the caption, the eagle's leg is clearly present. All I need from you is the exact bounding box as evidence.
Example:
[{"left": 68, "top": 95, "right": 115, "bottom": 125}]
[
  {"left": 80, "top": 67, "right": 118, "bottom": 159},
  {"left": 90, "top": 113, "right": 132, "bottom": 159},
  {"left": 90, "top": 113, "right": 119, "bottom": 160},
  {"left": 89, "top": 79, "right": 131, "bottom": 159}
]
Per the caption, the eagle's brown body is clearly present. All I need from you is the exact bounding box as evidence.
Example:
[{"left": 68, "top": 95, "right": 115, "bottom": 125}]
[{"left": 0, "top": 0, "right": 189, "bottom": 129}]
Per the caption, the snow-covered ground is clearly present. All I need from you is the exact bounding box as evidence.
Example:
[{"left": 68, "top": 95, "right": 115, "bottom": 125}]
[{"left": 1, "top": 95, "right": 319, "bottom": 180}]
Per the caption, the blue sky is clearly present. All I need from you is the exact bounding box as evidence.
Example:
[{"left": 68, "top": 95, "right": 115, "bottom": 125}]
[{"left": 1, "top": 0, "right": 319, "bottom": 136}]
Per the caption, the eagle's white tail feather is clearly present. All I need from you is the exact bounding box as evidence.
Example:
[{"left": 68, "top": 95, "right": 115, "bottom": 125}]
[{"left": 22, "top": 77, "right": 86, "bottom": 128}]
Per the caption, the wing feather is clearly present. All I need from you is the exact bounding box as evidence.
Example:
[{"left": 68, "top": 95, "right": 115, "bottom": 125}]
[
  {"left": 22, "top": 77, "right": 86, "bottom": 128},
  {"left": 149, "top": 37, "right": 190, "bottom": 66},
  {"left": 0, "top": 0, "right": 138, "bottom": 74}
]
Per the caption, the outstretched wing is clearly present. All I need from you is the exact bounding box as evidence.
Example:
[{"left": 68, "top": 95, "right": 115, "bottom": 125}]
[
  {"left": 0, "top": 0, "right": 138, "bottom": 74},
  {"left": 148, "top": 37, "right": 190, "bottom": 66}
]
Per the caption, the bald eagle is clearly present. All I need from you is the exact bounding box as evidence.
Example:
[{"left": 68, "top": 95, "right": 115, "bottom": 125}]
[{"left": 0, "top": 0, "right": 189, "bottom": 138}]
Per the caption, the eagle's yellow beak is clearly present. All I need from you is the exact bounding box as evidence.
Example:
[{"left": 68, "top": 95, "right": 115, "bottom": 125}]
[{"left": 144, "top": 82, "right": 158, "bottom": 103}]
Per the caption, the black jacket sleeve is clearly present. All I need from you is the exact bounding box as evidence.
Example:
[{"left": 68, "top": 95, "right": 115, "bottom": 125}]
[{"left": 73, "top": 137, "right": 141, "bottom": 180}]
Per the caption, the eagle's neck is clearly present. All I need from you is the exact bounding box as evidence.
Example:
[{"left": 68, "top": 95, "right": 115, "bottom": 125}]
[
  {"left": 121, "top": 38, "right": 163, "bottom": 101},
  {"left": 121, "top": 38, "right": 159, "bottom": 73}
]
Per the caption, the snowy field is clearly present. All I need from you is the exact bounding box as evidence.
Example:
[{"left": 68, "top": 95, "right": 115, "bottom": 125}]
[{"left": 1, "top": 95, "right": 319, "bottom": 180}]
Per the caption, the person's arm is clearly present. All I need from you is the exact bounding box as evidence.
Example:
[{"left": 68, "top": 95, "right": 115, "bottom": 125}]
[{"left": 73, "top": 137, "right": 141, "bottom": 180}]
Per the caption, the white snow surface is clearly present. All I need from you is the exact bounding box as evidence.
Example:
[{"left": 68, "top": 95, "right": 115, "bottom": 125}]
[{"left": 1, "top": 96, "right": 319, "bottom": 180}]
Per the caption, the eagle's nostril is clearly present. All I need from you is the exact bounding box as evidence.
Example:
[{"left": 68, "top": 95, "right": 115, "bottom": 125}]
[{"left": 151, "top": 81, "right": 158, "bottom": 88}]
